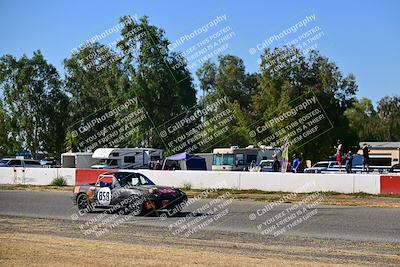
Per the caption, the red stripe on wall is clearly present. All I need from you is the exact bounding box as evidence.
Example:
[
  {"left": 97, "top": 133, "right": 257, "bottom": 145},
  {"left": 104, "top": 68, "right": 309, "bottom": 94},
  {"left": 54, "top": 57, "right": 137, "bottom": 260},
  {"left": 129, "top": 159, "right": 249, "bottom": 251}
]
[
  {"left": 75, "top": 169, "right": 116, "bottom": 185},
  {"left": 380, "top": 175, "right": 400, "bottom": 194}
]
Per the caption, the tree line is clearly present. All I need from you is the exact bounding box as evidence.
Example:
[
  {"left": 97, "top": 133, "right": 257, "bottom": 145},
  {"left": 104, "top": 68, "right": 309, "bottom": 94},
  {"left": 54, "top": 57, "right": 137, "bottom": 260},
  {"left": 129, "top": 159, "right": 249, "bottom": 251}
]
[{"left": 0, "top": 15, "right": 399, "bottom": 161}]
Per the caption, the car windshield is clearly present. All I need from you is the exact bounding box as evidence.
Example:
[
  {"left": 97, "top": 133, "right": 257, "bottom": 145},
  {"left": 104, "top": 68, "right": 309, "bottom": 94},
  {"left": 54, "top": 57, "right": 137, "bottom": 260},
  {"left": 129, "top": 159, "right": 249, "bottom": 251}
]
[
  {"left": 0, "top": 160, "right": 8, "bottom": 164},
  {"left": 138, "top": 174, "right": 155, "bottom": 185},
  {"left": 115, "top": 173, "right": 155, "bottom": 187},
  {"left": 260, "top": 161, "right": 272, "bottom": 167}
]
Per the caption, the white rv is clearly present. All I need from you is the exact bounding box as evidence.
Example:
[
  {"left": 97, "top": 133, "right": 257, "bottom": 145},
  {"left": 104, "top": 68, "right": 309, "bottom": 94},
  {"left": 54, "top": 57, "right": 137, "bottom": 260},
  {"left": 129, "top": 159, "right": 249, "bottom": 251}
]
[
  {"left": 212, "top": 145, "right": 281, "bottom": 171},
  {"left": 91, "top": 148, "right": 163, "bottom": 169}
]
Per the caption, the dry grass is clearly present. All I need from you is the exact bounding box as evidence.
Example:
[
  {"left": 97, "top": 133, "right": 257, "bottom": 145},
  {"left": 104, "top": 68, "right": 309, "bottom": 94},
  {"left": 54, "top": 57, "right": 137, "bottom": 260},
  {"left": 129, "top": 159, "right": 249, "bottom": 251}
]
[
  {"left": 0, "top": 233, "right": 336, "bottom": 267},
  {"left": 0, "top": 184, "right": 73, "bottom": 192}
]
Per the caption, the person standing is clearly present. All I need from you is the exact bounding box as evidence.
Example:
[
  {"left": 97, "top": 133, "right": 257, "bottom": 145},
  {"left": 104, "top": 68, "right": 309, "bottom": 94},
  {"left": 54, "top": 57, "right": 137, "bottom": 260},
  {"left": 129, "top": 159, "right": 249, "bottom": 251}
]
[
  {"left": 292, "top": 154, "right": 300, "bottom": 173},
  {"left": 345, "top": 151, "right": 353, "bottom": 173},
  {"left": 335, "top": 140, "right": 343, "bottom": 170},
  {"left": 297, "top": 153, "right": 305, "bottom": 173},
  {"left": 272, "top": 155, "right": 281, "bottom": 172},
  {"left": 148, "top": 161, "right": 154, "bottom": 170},
  {"left": 155, "top": 160, "right": 162, "bottom": 170},
  {"left": 286, "top": 161, "right": 292, "bottom": 172},
  {"left": 249, "top": 160, "right": 256, "bottom": 172},
  {"left": 362, "top": 143, "right": 370, "bottom": 173}
]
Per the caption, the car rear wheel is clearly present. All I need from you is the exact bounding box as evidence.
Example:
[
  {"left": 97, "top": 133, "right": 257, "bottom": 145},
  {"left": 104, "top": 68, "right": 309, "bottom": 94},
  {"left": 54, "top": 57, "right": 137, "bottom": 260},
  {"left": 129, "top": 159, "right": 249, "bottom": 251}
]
[{"left": 77, "top": 193, "right": 89, "bottom": 210}]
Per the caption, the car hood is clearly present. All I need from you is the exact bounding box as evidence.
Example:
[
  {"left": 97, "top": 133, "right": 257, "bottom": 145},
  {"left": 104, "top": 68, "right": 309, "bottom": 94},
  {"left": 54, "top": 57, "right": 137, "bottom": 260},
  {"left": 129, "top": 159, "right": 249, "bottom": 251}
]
[
  {"left": 134, "top": 185, "right": 184, "bottom": 195},
  {"left": 136, "top": 185, "right": 176, "bottom": 190}
]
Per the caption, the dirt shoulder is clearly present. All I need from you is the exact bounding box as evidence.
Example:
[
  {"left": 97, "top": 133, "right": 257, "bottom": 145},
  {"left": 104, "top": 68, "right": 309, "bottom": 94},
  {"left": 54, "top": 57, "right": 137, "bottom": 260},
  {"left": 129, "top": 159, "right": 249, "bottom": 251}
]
[
  {"left": 0, "top": 233, "right": 327, "bottom": 267},
  {"left": 0, "top": 184, "right": 73, "bottom": 192},
  {"left": 1, "top": 184, "right": 400, "bottom": 208},
  {"left": 185, "top": 189, "right": 400, "bottom": 208},
  {"left": 0, "top": 215, "right": 399, "bottom": 266}
]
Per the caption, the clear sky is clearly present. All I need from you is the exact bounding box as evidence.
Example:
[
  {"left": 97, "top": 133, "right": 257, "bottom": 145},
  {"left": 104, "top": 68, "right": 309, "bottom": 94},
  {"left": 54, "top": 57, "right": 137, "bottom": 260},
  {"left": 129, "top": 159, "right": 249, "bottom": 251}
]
[{"left": 0, "top": 0, "right": 399, "bottom": 104}]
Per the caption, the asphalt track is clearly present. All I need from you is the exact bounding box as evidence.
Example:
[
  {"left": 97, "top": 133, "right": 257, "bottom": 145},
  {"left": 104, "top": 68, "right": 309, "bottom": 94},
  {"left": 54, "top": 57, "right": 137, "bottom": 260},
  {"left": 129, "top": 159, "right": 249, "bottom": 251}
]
[{"left": 0, "top": 190, "right": 399, "bottom": 243}]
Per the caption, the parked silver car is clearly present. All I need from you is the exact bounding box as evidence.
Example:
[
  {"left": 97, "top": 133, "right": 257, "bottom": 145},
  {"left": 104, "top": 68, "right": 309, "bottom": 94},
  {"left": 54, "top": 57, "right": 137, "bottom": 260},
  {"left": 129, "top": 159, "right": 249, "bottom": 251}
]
[
  {"left": 0, "top": 158, "right": 42, "bottom": 168},
  {"left": 305, "top": 155, "right": 364, "bottom": 174}
]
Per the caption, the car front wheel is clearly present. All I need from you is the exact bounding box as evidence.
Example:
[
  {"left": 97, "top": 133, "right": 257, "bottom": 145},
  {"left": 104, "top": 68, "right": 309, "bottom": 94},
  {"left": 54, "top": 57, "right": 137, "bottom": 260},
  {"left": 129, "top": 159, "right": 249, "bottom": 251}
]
[{"left": 124, "top": 195, "right": 144, "bottom": 216}]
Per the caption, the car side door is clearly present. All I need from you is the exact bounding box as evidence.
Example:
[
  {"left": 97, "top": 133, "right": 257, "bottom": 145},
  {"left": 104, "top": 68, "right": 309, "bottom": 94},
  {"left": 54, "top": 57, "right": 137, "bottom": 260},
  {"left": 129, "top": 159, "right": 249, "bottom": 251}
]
[{"left": 109, "top": 173, "right": 138, "bottom": 205}]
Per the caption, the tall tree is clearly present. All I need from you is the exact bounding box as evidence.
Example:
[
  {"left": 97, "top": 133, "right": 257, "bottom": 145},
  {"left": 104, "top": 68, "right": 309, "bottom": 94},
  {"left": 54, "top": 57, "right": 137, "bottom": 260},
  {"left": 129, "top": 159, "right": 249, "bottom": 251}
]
[
  {"left": 0, "top": 99, "right": 18, "bottom": 156},
  {"left": 196, "top": 47, "right": 359, "bottom": 160},
  {"left": 197, "top": 55, "right": 257, "bottom": 148},
  {"left": 252, "top": 47, "right": 358, "bottom": 161},
  {"left": 345, "top": 97, "right": 379, "bottom": 142},
  {"left": 214, "top": 55, "right": 250, "bottom": 107},
  {"left": 64, "top": 43, "right": 124, "bottom": 119},
  {"left": 196, "top": 59, "right": 216, "bottom": 111},
  {"left": 377, "top": 96, "right": 400, "bottom": 141},
  {"left": 117, "top": 15, "right": 198, "bottom": 149},
  {"left": 63, "top": 42, "right": 133, "bottom": 151},
  {"left": 0, "top": 51, "right": 68, "bottom": 157}
]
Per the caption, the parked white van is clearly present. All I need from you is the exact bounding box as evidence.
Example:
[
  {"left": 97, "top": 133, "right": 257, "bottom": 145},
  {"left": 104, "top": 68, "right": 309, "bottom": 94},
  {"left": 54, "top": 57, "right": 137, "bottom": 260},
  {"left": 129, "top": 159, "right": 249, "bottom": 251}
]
[
  {"left": 0, "top": 158, "right": 42, "bottom": 168},
  {"left": 91, "top": 148, "right": 163, "bottom": 169}
]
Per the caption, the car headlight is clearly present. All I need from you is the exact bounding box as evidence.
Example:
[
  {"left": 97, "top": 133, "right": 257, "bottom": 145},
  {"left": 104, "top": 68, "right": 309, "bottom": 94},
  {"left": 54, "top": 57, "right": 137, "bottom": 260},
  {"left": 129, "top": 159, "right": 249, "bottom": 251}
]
[{"left": 148, "top": 188, "right": 158, "bottom": 194}]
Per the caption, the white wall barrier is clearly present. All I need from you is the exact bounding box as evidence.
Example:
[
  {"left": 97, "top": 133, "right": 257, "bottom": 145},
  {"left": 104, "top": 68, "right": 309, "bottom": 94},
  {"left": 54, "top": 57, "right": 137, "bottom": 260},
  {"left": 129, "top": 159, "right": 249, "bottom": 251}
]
[
  {"left": 138, "top": 170, "right": 241, "bottom": 189},
  {"left": 0, "top": 167, "right": 381, "bottom": 194},
  {"left": 238, "top": 172, "right": 355, "bottom": 193},
  {"left": 0, "top": 167, "right": 75, "bottom": 186},
  {"left": 137, "top": 170, "right": 381, "bottom": 195}
]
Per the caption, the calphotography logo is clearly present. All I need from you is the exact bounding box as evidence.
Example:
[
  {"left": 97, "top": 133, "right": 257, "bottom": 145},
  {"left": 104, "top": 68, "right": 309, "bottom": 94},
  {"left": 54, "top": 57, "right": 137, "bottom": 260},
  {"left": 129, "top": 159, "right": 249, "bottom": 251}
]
[
  {"left": 68, "top": 97, "right": 151, "bottom": 152},
  {"left": 247, "top": 90, "right": 333, "bottom": 150},
  {"left": 249, "top": 14, "right": 319, "bottom": 56},
  {"left": 156, "top": 94, "right": 236, "bottom": 155},
  {"left": 169, "top": 14, "right": 228, "bottom": 50}
]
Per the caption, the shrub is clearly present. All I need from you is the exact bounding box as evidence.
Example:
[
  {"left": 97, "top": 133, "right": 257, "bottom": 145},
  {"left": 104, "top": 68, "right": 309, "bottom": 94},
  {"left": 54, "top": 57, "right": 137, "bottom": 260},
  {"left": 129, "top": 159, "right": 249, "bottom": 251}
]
[
  {"left": 50, "top": 176, "right": 67, "bottom": 186},
  {"left": 182, "top": 182, "right": 192, "bottom": 191}
]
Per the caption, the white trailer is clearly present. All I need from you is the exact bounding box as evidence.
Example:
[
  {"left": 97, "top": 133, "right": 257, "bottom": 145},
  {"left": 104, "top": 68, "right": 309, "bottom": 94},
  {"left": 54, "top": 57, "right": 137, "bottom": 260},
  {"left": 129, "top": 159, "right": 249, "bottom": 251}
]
[
  {"left": 61, "top": 152, "right": 100, "bottom": 168},
  {"left": 91, "top": 148, "right": 163, "bottom": 169}
]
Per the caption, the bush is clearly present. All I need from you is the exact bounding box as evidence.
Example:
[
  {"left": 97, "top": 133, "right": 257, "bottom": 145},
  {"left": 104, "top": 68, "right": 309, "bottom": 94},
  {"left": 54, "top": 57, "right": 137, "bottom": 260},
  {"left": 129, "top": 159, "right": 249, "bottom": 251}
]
[
  {"left": 50, "top": 176, "right": 67, "bottom": 186},
  {"left": 182, "top": 182, "right": 192, "bottom": 191}
]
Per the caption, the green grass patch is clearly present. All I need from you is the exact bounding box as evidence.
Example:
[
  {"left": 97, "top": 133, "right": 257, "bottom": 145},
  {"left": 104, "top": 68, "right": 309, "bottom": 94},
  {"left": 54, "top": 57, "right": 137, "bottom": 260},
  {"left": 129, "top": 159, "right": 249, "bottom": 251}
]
[{"left": 49, "top": 177, "right": 68, "bottom": 186}]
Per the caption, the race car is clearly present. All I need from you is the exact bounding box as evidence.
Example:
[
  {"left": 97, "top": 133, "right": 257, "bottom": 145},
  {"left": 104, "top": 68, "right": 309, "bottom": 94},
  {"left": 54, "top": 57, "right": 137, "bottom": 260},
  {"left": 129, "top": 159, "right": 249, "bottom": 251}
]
[{"left": 72, "top": 171, "right": 187, "bottom": 216}]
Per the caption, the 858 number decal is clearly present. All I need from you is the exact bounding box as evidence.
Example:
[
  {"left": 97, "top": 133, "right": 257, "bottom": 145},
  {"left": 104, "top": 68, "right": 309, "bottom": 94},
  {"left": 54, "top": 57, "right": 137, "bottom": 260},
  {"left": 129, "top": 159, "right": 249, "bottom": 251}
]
[
  {"left": 97, "top": 187, "right": 111, "bottom": 205},
  {"left": 99, "top": 191, "right": 110, "bottom": 201}
]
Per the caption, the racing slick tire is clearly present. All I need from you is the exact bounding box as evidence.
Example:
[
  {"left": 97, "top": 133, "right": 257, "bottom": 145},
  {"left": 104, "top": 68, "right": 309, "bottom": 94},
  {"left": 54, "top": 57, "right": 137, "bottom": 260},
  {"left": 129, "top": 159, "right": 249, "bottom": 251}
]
[
  {"left": 76, "top": 193, "right": 89, "bottom": 211},
  {"left": 168, "top": 199, "right": 187, "bottom": 217}
]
